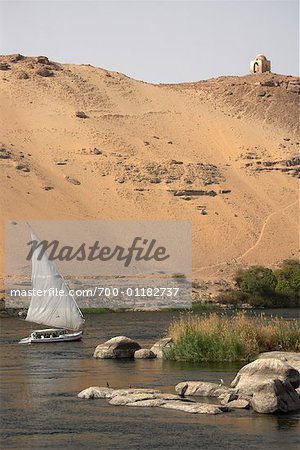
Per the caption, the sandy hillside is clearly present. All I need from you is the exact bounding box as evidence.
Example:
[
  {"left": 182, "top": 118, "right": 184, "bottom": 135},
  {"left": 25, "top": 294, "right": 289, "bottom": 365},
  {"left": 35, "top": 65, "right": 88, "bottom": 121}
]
[{"left": 0, "top": 54, "right": 299, "bottom": 293}]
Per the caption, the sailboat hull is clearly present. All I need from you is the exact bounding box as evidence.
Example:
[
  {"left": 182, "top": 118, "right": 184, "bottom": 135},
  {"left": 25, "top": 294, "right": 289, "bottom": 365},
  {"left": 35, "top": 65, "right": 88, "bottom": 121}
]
[{"left": 19, "top": 329, "right": 83, "bottom": 344}]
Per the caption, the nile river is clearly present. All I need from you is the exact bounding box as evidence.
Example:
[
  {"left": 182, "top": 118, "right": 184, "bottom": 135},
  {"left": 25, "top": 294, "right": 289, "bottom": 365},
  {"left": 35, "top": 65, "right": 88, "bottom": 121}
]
[{"left": 1, "top": 310, "right": 299, "bottom": 449}]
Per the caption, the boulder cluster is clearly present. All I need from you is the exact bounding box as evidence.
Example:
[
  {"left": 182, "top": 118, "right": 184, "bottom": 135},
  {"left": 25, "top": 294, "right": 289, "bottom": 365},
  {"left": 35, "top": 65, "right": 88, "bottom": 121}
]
[
  {"left": 78, "top": 386, "right": 228, "bottom": 414},
  {"left": 0, "top": 54, "right": 61, "bottom": 80},
  {"left": 93, "top": 335, "right": 173, "bottom": 359},
  {"left": 80, "top": 337, "right": 300, "bottom": 415}
]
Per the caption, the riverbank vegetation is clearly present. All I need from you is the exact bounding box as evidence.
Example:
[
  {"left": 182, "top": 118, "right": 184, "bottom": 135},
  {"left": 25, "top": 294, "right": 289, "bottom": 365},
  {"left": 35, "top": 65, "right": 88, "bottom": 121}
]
[
  {"left": 218, "top": 259, "right": 300, "bottom": 308},
  {"left": 165, "top": 312, "right": 300, "bottom": 362}
]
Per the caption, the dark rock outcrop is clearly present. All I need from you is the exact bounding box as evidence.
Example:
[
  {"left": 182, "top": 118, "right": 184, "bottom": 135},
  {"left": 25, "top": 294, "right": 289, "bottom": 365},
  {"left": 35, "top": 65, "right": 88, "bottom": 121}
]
[
  {"left": 75, "top": 111, "right": 88, "bottom": 119},
  {"left": 251, "top": 380, "right": 300, "bottom": 414},
  {"left": 36, "top": 56, "right": 50, "bottom": 64},
  {"left": 0, "top": 62, "right": 10, "bottom": 71},
  {"left": 17, "top": 71, "right": 29, "bottom": 80},
  {"left": 36, "top": 67, "right": 53, "bottom": 77}
]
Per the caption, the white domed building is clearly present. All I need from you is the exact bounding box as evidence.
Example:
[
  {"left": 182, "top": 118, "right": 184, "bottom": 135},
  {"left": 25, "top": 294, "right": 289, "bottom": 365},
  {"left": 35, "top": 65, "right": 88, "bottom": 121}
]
[{"left": 250, "top": 54, "right": 271, "bottom": 74}]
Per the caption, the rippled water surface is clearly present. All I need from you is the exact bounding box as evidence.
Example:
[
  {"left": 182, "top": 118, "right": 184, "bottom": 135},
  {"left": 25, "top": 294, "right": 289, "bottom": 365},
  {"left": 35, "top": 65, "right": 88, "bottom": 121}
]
[{"left": 1, "top": 311, "right": 299, "bottom": 449}]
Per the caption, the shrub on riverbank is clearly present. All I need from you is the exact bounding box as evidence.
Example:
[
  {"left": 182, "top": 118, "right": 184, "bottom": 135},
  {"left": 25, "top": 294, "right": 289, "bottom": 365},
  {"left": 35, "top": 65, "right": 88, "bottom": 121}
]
[
  {"left": 165, "top": 312, "right": 300, "bottom": 362},
  {"left": 218, "top": 260, "right": 300, "bottom": 308}
]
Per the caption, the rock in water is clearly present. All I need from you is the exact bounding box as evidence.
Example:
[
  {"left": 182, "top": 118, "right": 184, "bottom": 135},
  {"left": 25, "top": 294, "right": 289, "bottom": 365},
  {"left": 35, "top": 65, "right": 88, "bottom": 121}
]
[
  {"left": 78, "top": 386, "right": 113, "bottom": 399},
  {"left": 150, "top": 337, "right": 173, "bottom": 358},
  {"left": 160, "top": 401, "right": 224, "bottom": 415},
  {"left": 78, "top": 386, "right": 227, "bottom": 415},
  {"left": 109, "top": 393, "right": 158, "bottom": 405},
  {"left": 175, "top": 381, "right": 231, "bottom": 397},
  {"left": 93, "top": 336, "right": 141, "bottom": 359},
  {"left": 251, "top": 380, "right": 300, "bottom": 414},
  {"left": 230, "top": 358, "right": 300, "bottom": 396},
  {"left": 126, "top": 399, "right": 166, "bottom": 408},
  {"left": 226, "top": 399, "right": 250, "bottom": 409},
  {"left": 220, "top": 392, "right": 238, "bottom": 404},
  {"left": 134, "top": 349, "right": 156, "bottom": 359},
  {"left": 78, "top": 386, "right": 161, "bottom": 399}
]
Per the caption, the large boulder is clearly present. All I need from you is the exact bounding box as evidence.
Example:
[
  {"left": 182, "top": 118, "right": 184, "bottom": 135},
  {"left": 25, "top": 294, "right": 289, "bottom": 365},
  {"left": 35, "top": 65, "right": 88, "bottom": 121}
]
[
  {"left": 230, "top": 358, "right": 300, "bottom": 396},
  {"left": 251, "top": 380, "right": 300, "bottom": 414},
  {"left": 134, "top": 349, "right": 156, "bottom": 359},
  {"left": 258, "top": 352, "right": 300, "bottom": 372},
  {"left": 175, "top": 381, "right": 231, "bottom": 397},
  {"left": 93, "top": 336, "right": 141, "bottom": 359},
  {"left": 150, "top": 337, "right": 173, "bottom": 358}
]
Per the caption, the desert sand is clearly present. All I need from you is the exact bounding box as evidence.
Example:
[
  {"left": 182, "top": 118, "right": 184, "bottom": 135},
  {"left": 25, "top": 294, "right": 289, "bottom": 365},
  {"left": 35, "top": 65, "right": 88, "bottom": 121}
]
[{"left": 0, "top": 55, "right": 299, "bottom": 293}]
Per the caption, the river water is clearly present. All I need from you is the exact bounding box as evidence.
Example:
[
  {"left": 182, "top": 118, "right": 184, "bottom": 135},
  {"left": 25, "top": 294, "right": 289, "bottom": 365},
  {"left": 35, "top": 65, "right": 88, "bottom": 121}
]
[{"left": 1, "top": 310, "right": 299, "bottom": 450}]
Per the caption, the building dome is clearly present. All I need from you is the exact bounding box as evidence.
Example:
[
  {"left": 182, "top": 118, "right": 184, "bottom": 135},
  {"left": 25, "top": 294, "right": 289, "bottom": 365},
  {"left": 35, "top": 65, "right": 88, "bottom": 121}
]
[{"left": 256, "top": 54, "right": 267, "bottom": 60}]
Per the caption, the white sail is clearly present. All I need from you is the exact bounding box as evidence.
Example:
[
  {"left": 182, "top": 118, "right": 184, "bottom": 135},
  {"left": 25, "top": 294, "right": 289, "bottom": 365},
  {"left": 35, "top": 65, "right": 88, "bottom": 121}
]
[{"left": 25, "top": 230, "right": 84, "bottom": 330}]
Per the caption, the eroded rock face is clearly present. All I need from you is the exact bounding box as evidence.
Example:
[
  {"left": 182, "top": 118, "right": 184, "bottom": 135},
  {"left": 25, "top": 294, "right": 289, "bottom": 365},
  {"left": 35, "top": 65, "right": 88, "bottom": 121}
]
[
  {"left": 93, "top": 336, "right": 141, "bottom": 359},
  {"left": 134, "top": 349, "right": 156, "bottom": 359},
  {"left": 36, "top": 56, "right": 50, "bottom": 64},
  {"left": 0, "top": 148, "right": 11, "bottom": 159},
  {"left": 251, "top": 380, "right": 300, "bottom": 414},
  {"left": 230, "top": 358, "right": 300, "bottom": 395},
  {"left": 150, "top": 337, "right": 173, "bottom": 358},
  {"left": 17, "top": 71, "right": 29, "bottom": 80},
  {"left": 36, "top": 67, "right": 53, "bottom": 77},
  {"left": 175, "top": 381, "right": 231, "bottom": 397},
  {"left": 0, "top": 62, "right": 10, "bottom": 71},
  {"left": 75, "top": 111, "right": 88, "bottom": 119}
]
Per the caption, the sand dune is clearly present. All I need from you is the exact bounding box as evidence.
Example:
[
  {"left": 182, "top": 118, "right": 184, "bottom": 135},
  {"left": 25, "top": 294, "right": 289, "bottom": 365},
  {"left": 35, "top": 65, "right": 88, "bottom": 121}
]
[{"left": 0, "top": 55, "right": 299, "bottom": 292}]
